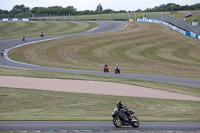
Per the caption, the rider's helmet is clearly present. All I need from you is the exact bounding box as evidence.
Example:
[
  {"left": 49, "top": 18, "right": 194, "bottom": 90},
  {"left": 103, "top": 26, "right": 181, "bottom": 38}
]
[{"left": 116, "top": 100, "right": 122, "bottom": 108}]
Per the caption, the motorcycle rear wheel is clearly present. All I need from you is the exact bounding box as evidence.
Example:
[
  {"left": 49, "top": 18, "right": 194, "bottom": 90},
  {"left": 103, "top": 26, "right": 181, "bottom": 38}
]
[
  {"left": 131, "top": 116, "right": 140, "bottom": 128},
  {"left": 113, "top": 117, "right": 122, "bottom": 128}
]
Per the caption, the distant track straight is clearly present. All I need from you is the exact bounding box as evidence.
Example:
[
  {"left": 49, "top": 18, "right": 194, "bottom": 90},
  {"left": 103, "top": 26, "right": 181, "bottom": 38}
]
[{"left": 0, "top": 21, "right": 200, "bottom": 88}]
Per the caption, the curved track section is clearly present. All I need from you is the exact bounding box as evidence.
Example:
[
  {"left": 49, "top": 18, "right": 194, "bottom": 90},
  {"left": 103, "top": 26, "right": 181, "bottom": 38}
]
[{"left": 0, "top": 21, "right": 200, "bottom": 88}]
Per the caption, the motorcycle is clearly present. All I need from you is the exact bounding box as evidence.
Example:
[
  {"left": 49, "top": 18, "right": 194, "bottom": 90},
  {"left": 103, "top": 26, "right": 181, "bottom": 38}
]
[
  {"left": 22, "top": 35, "right": 26, "bottom": 41},
  {"left": 41, "top": 32, "right": 44, "bottom": 37},
  {"left": 104, "top": 67, "right": 109, "bottom": 72},
  {"left": 104, "top": 64, "right": 109, "bottom": 73},
  {"left": 112, "top": 107, "right": 140, "bottom": 128},
  {"left": 1, "top": 50, "right": 4, "bottom": 56},
  {"left": 115, "top": 68, "right": 120, "bottom": 74}
]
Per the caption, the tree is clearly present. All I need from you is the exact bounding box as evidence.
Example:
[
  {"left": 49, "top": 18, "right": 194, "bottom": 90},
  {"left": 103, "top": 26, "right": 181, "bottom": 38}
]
[
  {"left": 11, "top": 4, "right": 30, "bottom": 14},
  {"left": 96, "top": 4, "right": 103, "bottom": 12},
  {"left": 136, "top": 9, "right": 142, "bottom": 12},
  {"left": 65, "top": 6, "right": 77, "bottom": 15},
  {"left": 118, "top": 10, "right": 127, "bottom": 13},
  {"left": 31, "top": 7, "right": 47, "bottom": 14},
  {"left": 0, "top": 9, "right": 9, "bottom": 15},
  {"left": 103, "top": 9, "right": 115, "bottom": 14}
]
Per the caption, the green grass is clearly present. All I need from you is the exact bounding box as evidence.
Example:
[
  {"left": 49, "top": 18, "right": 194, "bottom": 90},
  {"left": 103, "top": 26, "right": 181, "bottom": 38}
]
[
  {"left": 9, "top": 22, "right": 200, "bottom": 79},
  {"left": 35, "top": 12, "right": 171, "bottom": 20},
  {"left": 2, "top": 18, "right": 200, "bottom": 122},
  {"left": 0, "top": 67, "right": 200, "bottom": 97},
  {"left": 0, "top": 21, "right": 99, "bottom": 40},
  {"left": 169, "top": 11, "right": 200, "bottom": 23},
  {"left": 73, "top": 13, "right": 141, "bottom": 20},
  {"left": 30, "top": 11, "right": 199, "bottom": 23},
  {"left": 0, "top": 86, "right": 200, "bottom": 121},
  {"left": 185, "top": 14, "right": 200, "bottom": 24},
  {"left": 171, "top": 12, "right": 186, "bottom": 18}
]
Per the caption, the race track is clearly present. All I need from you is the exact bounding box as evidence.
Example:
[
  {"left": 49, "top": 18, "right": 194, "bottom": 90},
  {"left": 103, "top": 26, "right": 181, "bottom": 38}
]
[
  {"left": 0, "top": 21, "right": 200, "bottom": 132},
  {"left": 0, "top": 121, "right": 200, "bottom": 132},
  {"left": 0, "top": 21, "right": 200, "bottom": 88}
]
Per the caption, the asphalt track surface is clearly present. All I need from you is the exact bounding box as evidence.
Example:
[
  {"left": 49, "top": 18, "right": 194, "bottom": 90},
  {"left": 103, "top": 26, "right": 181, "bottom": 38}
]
[
  {"left": 0, "top": 21, "right": 200, "bottom": 132},
  {"left": 0, "top": 21, "right": 200, "bottom": 88},
  {"left": 0, "top": 121, "right": 200, "bottom": 132}
]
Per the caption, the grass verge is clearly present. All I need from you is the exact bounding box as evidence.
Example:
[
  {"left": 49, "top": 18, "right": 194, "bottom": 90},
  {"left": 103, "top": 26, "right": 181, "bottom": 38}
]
[
  {"left": 0, "top": 86, "right": 200, "bottom": 122},
  {"left": 0, "top": 67, "right": 200, "bottom": 97}
]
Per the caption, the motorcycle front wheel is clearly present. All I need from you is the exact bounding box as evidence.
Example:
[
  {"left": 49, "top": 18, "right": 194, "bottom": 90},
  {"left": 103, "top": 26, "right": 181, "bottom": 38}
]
[
  {"left": 131, "top": 116, "right": 140, "bottom": 128},
  {"left": 113, "top": 117, "right": 122, "bottom": 128}
]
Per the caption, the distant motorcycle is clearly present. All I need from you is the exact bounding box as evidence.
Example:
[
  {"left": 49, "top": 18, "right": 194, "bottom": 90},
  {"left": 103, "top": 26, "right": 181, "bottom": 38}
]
[
  {"left": 112, "top": 107, "right": 140, "bottom": 128},
  {"left": 115, "top": 68, "right": 120, "bottom": 74},
  {"left": 1, "top": 50, "right": 4, "bottom": 56},
  {"left": 22, "top": 35, "right": 26, "bottom": 41},
  {"left": 104, "top": 64, "right": 109, "bottom": 73},
  {"left": 115, "top": 65, "right": 120, "bottom": 74},
  {"left": 41, "top": 32, "right": 44, "bottom": 37}
]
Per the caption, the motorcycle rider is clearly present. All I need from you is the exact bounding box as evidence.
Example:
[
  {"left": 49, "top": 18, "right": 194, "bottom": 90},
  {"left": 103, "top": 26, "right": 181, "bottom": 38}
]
[
  {"left": 41, "top": 32, "right": 44, "bottom": 37},
  {"left": 116, "top": 101, "right": 131, "bottom": 121},
  {"left": 1, "top": 49, "right": 4, "bottom": 56},
  {"left": 104, "top": 64, "right": 109, "bottom": 72},
  {"left": 22, "top": 34, "right": 26, "bottom": 41},
  {"left": 115, "top": 64, "right": 120, "bottom": 71}
]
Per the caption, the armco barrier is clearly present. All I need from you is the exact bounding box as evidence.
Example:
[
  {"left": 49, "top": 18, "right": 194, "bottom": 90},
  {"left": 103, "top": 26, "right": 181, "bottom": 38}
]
[
  {"left": 137, "top": 18, "right": 199, "bottom": 40},
  {"left": 0, "top": 18, "right": 29, "bottom": 21},
  {"left": 145, "top": 14, "right": 200, "bottom": 35}
]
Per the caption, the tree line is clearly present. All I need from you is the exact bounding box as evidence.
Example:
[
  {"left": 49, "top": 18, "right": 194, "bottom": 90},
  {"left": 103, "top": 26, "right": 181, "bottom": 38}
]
[
  {"left": 0, "top": 3, "right": 199, "bottom": 16},
  {"left": 0, "top": 4, "right": 127, "bottom": 16},
  {"left": 143, "top": 3, "right": 200, "bottom": 12}
]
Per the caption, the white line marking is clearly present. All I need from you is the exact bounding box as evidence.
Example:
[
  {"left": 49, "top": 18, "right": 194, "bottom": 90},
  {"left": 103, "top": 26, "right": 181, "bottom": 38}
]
[
  {"left": 0, "top": 64, "right": 35, "bottom": 70},
  {"left": 3, "top": 37, "right": 62, "bottom": 68},
  {"left": 87, "top": 26, "right": 101, "bottom": 32},
  {"left": 1, "top": 21, "right": 126, "bottom": 70}
]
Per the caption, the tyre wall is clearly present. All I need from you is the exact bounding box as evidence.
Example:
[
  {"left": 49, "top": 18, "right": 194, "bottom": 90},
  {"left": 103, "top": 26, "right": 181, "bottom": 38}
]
[{"left": 0, "top": 18, "right": 29, "bottom": 21}]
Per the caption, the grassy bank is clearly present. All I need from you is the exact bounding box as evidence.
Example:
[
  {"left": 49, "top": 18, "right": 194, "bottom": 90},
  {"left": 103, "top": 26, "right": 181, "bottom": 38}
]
[
  {"left": 34, "top": 11, "right": 200, "bottom": 23},
  {"left": 39, "top": 12, "right": 171, "bottom": 21},
  {"left": 0, "top": 86, "right": 199, "bottom": 121},
  {"left": 9, "top": 22, "right": 200, "bottom": 79},
  {"left": 185, "top": 14, "right": 200, "bottom": 24},
  {"left": 0, "top": 21, "right": 99, "bottom": 40}
]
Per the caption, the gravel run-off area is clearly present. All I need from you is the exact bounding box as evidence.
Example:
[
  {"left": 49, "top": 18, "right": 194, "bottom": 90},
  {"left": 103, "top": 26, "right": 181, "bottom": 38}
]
[{"left": 0, "top": 76, "right": 200, "bottom": 101}]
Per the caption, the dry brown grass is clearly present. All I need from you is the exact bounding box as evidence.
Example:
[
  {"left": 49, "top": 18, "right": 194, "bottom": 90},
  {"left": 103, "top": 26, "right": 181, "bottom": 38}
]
[
  {"left": 0, "top": 21, "right": 99, "bottom": 40},
  {"left": 9, "top": 22, "right": 200, "bottom": 78}
]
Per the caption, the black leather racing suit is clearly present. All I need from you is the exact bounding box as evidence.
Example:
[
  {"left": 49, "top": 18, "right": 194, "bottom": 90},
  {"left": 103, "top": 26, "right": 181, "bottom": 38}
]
[{"left": 117, "top": 103, "right": 130, "bottom": 121}]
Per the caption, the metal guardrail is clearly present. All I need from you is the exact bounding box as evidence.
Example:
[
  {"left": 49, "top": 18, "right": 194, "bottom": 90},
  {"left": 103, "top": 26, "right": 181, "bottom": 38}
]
[{"left": 145, "top": 14, "right": 200, "bottom": 35}]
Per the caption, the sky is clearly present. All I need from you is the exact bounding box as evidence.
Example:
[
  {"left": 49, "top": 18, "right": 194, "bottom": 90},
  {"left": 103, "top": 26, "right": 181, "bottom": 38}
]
[{"left": 0, "top": 0, "right": 199, "bottom": 11}]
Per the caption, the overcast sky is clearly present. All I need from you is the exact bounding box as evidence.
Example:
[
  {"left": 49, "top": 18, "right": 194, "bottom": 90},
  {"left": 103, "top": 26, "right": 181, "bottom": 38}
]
[{"left": 0, "top": 0, "right": 199, "bottom": 11}]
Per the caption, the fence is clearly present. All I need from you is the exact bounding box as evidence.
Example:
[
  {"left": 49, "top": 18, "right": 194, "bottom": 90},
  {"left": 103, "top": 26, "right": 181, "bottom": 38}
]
[
  {"left": 137, "top": 18, "right": 200, "bottom": 40},
  {"left": 0, "top": 13, "right": 137, "bottom": 21},
  {"left": 145, "top": 14, "right": 200, "bottom": 35}
]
